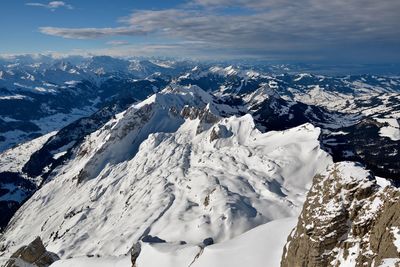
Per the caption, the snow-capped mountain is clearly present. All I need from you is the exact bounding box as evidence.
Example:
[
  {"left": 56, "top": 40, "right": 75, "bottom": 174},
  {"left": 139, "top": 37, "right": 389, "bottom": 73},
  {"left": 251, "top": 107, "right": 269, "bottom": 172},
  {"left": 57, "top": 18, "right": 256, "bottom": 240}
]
[
  {"left": 0, "top": 56, "right": 176, "bottom": 151},
  {"left": 0, "top": 85, "right": 332, "bottom": 261},
  {"left": 177, "top": 66, "right": 400, "bottom": 179},
  {"left": 1, "top": 56, "right": 399, "bottom": 153},
  {"left": 0, "top": 56, "right": 399, "bottom": 267},
  {"left": 0, "top": 77, "right": 372, "bottom": 233}
]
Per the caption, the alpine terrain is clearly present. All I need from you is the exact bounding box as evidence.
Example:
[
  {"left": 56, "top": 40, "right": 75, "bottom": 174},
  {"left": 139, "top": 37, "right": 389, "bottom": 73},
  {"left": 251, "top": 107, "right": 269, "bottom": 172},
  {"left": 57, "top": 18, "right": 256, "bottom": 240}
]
[{"left": 0, "top": 56, "right": 399, "bottom": 267}]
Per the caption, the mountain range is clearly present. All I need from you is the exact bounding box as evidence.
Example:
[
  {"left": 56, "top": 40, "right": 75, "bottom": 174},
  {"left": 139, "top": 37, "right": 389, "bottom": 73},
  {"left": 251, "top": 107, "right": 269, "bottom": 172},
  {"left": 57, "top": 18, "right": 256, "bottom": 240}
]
[{"left": 0, "top": 56, "right": 399, "bottom": 267}]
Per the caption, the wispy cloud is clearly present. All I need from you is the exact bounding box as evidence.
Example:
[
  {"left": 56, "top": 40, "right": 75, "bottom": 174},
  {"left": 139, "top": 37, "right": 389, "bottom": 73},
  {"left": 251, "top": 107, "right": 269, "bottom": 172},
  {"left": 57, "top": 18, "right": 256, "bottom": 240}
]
[
  {"left": 189, "top": 0, "right": 293, "bottom": 9},
  {"left": 39, "top": 27, "right": 147, "bottom": 39},
  {"left": 106, "top": 40, "right": 130, "bottom": 46},
  {"left": 26, "top": 1, "right": 73, "bottom": 11},
  {"left": 36, "top": 0, "right": 400, "bottom": 61}
]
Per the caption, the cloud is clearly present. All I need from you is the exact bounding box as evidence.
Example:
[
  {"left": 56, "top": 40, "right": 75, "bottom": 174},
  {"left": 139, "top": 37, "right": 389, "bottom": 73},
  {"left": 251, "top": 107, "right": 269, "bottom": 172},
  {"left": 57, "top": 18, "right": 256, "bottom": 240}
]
[
  {"left": 36, "top": 0, "right": 400, "bottom": 61},
  {"left": 106, "top": 40, "right": 130, "bottom": 46},
  {"left": 26, "top": 1, "right": 73, "bottom": 11},
  {"left": 63, "top": 43, "right": 254, "bottom": 60},
  {"left": 39, "top": 27, "right": 148, "bottom": 39},
  {"left": 189, "top": 0, "right": 292, "bottom": 9}
]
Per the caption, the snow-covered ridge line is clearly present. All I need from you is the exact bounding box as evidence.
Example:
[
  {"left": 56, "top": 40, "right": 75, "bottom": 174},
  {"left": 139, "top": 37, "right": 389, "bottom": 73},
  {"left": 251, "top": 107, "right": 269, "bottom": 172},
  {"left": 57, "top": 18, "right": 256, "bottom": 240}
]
[{"left": 0, "top": 85, "right": 332, "bottom": 262}]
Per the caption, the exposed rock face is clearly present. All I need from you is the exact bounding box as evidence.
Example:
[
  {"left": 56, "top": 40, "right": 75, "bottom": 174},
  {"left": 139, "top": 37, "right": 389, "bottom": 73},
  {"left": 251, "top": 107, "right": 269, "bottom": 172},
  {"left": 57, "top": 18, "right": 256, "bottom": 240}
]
[
  {"left": 4, "top": 237, "right": 59, "bottom": 267},
  {"left": 209, "top": 125, "right": 232, "bottom": 142},
  {"left": 281, "top": 162, "right": 400, "bottom": 267},
  {"left": 180, "top": 105, "right": 220, "bottom": 136},
  {"left": 202, "top": 237, "right": 214, "bottom": 247},
  {"left": 130, "top": 242, "right": 141, "bottom": 267}
]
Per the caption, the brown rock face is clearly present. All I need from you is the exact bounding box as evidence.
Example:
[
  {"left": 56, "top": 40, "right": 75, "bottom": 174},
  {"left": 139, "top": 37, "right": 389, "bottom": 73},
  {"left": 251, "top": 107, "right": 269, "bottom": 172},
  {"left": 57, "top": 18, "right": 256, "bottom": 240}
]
[
  {"left": 281, "top": 162, "right": 400, "bottom": 267},
  {"left": 130, "top": 242, "right": 141, "bottom": 267},
  {"left": 4, "top": 237, "right": 59, "bottom": 267},
  {"left": 180, "top": 105, "right": 220, "bottom": 134}
]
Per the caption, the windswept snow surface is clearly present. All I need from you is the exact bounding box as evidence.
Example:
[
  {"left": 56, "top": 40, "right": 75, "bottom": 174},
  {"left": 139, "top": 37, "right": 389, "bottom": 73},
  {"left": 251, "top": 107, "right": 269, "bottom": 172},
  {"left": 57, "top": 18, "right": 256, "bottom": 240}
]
[
  {"left": 190, "top": 217, "right": 296, "bottom": 267},
  {"left": 1, "top": 86, "right": 332, "bottom": 261},
  {"left": 49, "top": 218, "right": 296, "bottom": 267},
  {"left": 50, "top": 256, "right": 131, "bottom": 267}
]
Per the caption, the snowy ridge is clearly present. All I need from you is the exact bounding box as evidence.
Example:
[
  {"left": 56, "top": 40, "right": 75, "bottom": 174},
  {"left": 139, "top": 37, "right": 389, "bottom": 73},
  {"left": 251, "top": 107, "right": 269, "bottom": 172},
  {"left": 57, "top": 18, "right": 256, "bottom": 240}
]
[
  {"left": 243, "top": 83, "right": 280, "bottom": 106},
  {"left": 0, "top": 131, "right": 55, "bottom": 175},
  {"left": 180, "top": 65, "right": 262, "bottom": 80},
  {"left": 0, "top": 85, "right": 332, "bottom": 261}
]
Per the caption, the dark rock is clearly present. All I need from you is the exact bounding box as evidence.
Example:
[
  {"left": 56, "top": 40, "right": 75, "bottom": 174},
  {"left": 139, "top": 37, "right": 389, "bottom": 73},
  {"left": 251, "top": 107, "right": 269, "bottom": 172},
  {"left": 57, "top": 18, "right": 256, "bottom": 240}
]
[
  {"left": 130, "top": 242, "right": 141, "bottom": 267},
  {"left": 141, "top": 235, "right": 166, "bottom": 244},
  {"left": 202, "top": 237, "right": 214, "bottom": 247},
  {"left": 209, "top": 127, "right": 220, "bottom": 142},
  {"left": 4, "top": 237, "right": 59, "bottom": 267},
  {"left": 209, "top": 125, "right": 232, "bottom": 142}
]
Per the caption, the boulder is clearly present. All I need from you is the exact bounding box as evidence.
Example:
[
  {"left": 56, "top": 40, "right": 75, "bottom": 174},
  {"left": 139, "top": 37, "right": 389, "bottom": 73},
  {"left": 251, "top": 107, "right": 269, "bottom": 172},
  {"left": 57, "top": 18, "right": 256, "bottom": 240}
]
[{"left": 4, "top": 237, "right": 59, "bottom": 267}]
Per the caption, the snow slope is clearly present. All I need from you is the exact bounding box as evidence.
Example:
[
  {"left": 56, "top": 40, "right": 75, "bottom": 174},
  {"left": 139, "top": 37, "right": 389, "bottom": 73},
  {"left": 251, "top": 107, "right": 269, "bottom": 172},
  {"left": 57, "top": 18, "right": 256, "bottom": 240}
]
[
  {"left": 50, "top": 256, "right": 131, "bottom": 267},
  {"left": 0, "top": 105, "right": 97, "bottom": 152},
  {"left": 190, "top": 217, "right": 296, "bottom": 267},
  {"left": 0, "top": 132, "right": 55, "bottom": 204},
  {"left": 0, "top": 131, "right": 55, "bottom": 175},
  {"left": 374, "top": 118, "right": 400, "bottom": 141},
  {"left": 49, "top": 218, "right": 295, "bottom": 267},
  {"left": 0, "top": 86, "right": 332, "bottom": 261},
  {"left": 50, "top": 217, "right": 295, "bottom": 267}
]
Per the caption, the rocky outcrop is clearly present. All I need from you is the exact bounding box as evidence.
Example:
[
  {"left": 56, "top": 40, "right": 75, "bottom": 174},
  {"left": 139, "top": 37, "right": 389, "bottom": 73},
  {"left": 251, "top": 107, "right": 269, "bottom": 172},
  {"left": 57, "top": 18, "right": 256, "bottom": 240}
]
[
  {"left": 209, "top": 125, "right": 232, "bottom": 142},
  {"left": 281, "top": 162, "right": 400, "bottom": 267},
  {"left": 3, "top": 237, "right": 59, "bottom": 267},
  {"left": 130, "top": 242, "right": 141, "bottom": 267},
  {"left": 180, "top": 105, "right": 220, "bottom": 134}
]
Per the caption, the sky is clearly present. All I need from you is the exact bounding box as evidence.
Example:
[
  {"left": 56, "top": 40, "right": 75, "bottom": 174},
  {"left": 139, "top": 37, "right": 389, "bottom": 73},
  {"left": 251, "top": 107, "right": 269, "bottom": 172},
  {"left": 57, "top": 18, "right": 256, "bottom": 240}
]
[{"left": 0, "top": 0, "right": 399, "bottom": 63}]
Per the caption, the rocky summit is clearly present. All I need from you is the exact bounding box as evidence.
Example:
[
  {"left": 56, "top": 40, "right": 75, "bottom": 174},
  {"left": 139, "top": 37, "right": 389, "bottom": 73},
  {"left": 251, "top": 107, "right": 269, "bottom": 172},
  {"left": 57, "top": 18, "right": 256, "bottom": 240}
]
[{"left": 281, "top": 162, "right": 400, "bottom": 267}]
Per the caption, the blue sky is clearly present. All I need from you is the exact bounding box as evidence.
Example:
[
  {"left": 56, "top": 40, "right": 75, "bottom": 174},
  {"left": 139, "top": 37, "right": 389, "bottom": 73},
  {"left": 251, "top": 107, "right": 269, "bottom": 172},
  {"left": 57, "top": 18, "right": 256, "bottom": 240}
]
[
  {"left": 0, "top": 1, "right": 182, "bottom": 54},
  {"left": 1, "top": 0, "right": 399, "bottom": 63}
]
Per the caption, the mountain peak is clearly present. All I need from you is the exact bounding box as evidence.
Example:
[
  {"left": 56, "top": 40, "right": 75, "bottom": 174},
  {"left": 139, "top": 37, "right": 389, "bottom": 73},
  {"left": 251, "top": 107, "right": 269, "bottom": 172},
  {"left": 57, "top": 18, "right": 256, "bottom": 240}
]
[{"left": 282, "top": 162, "right": 400, "bottom": 267}]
